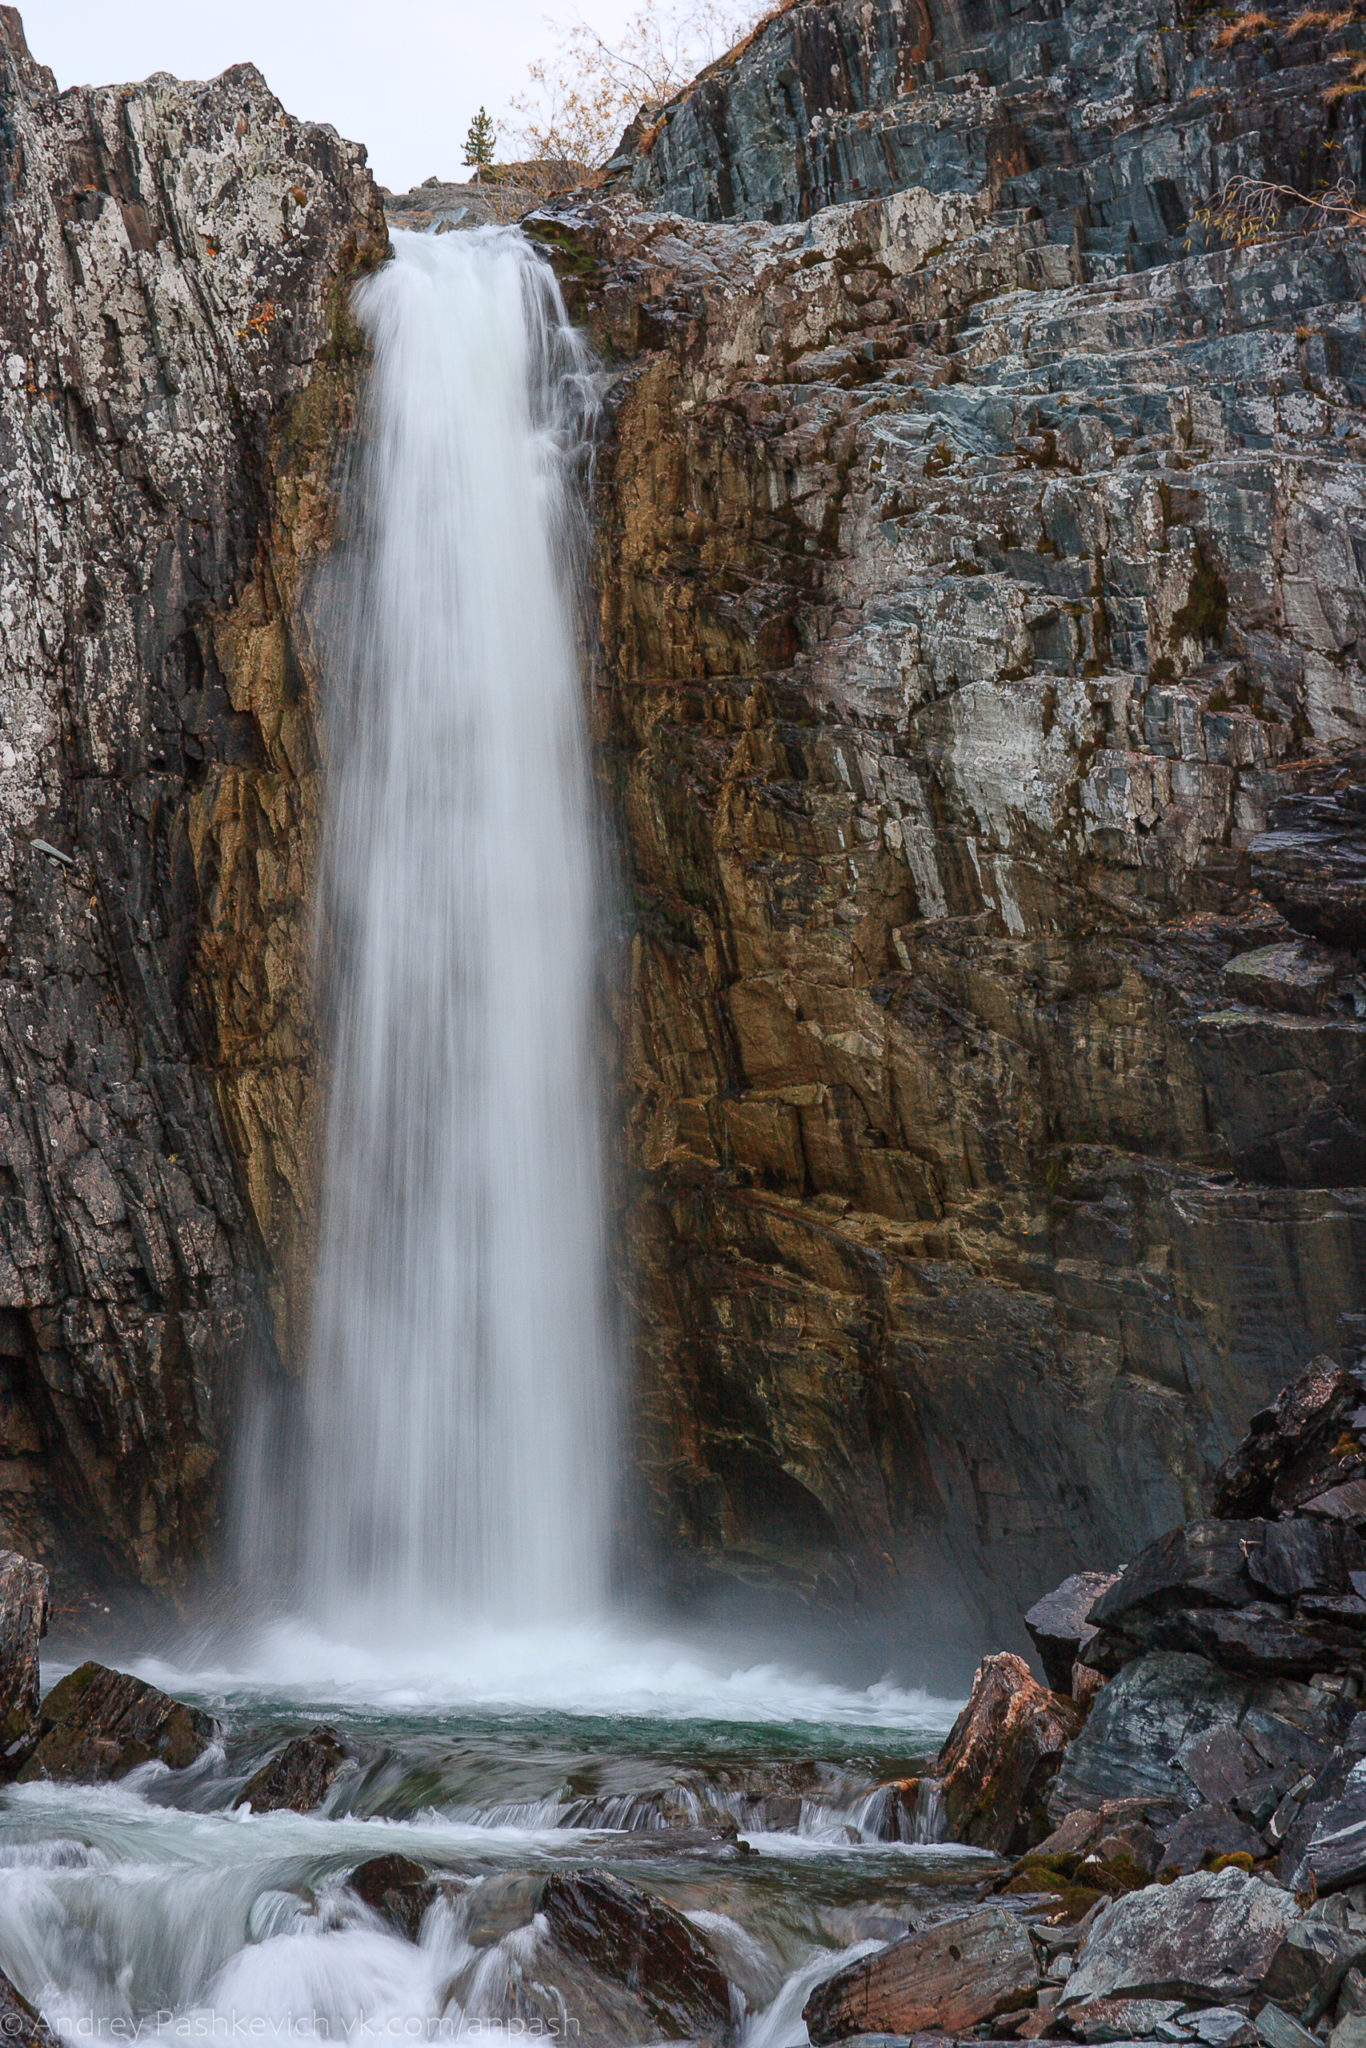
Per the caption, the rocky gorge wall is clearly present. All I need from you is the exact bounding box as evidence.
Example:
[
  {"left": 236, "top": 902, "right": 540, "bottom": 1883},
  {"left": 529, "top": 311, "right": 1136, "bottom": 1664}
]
[
  {"left": 534, "top": 0, "right": 1366, "bottom": 1657},
  {"left": 2, "top": 0, "right": 1365, "bottom": 1672},
  {"left": 0, "top": 9, "right": 384, "bottom": 1585}
]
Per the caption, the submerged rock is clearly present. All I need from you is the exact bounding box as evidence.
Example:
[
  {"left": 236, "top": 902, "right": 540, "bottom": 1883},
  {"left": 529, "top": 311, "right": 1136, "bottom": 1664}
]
[
  {"left": 347, "top": 1854, "right": 436, "bottom": 1941},
  {"left": 539, "top": 1869, "right": 732, "bottom": 2039},
  {"left": 937, "top": 1651, "right": 1081, "bottom": 1854},
  {"left": 17, "top": 1662, "right": 215, "bottom": 1782},
  {"left": 803, "top": 1903, "right": 1039, "bottom": 2041},
  {"left": 1061, "top": 1867, "right": 1300, "bottom": 2007},
  {"left": 234, "top": 1725, "right": 353, "bottom": 1814},
  {"left": 0, "top": 1552, "right": 48, "bottom": 1774}
]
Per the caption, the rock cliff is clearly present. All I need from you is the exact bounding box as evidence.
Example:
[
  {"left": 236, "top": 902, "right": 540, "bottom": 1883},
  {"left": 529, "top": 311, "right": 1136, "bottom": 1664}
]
[
  {"left": 533, "top": 0, "right": 1366, "bottom": 1654},
  {"left": 0, "top": 9, "right": 384, "bottom": 1583}
]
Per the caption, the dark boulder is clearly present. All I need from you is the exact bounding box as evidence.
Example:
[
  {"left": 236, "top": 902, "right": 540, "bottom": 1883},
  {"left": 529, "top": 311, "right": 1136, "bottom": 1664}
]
[
  {"left": 1156, "top": 1802, "right": 1266, "bottom": 1876},
  {"left": 1212, "top": 1356, "right": 1366, "bottom": 1521},
  {"left": 17, "top": 1662, "right": 215, "bottom": 1782},
  {"left": 1061, "top": 1867, "right": 1300, "bottom": 2007},
  {"left": 1025, "top": 1572, "right": 1120, "bottom": 1694},
  {"left": 1223, "top": 941, "right": 1343, "bottom": 1018},
  {"left": 234, "top": 1725, "right": 353, "bottom": 1814},
  {"left": 539, "top": 1869, "right": 732, "bottom": 2039},
  {"left": 1085, "top": 1518, "right": 1366, "bottom": 1679},
  {"left": 347, "top": 1854, "right": 436, "bottom": 1941},
  {"left": 1291, "top": 1762, "right": 1366, "bottom": 1895},
  {"left": 0, "top": 1552, "right": 48, "bottom": 1774},
  {"left": 1050, "top": 1653, "right": 1255, "bottom": 1818},
  {"left": 802, "top": 1904, "right": 1039, "bottom": 2043},
  {"left": 1261, "top": 1898, "right": 1366, "bottom": 2021},
  {"left": 937, "top": 1651, "right": 1082, "bottom": 1854},
  {"left": 0, "top": 1969, "right": 59, "bottom": 2048}
]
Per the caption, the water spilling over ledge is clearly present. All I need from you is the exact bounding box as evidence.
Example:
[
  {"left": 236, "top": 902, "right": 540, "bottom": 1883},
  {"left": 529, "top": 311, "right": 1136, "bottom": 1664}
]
[{"left": 240, "top": 228, "right": 619, "bottom": 1634}]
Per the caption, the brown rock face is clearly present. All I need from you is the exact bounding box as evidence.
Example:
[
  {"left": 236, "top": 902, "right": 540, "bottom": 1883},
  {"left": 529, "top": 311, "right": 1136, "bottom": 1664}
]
[
  {"left": 526, "top": 0, "right": 1366, "bottom": 1651},
  {"left": 233, "top": 1724, "right": 352, "bottom": 1813},
  {"left": 0, "top": 10, "right": 385, "bottom": 1582},
  {"left": 18, "top": 1660, "right": 216, "bottom": 1780},
  {"left": 0, "top": 1549, "right": 47, "bottom": 1773},
  {"left": 540, "top": 1870, "right": 733, "bottom": 2039},
  {"left": 937, "top": 1650, "right": 1081, "bottom": 1852},
  {"left": 803, "top": 1904, "right": 1039, "bottom": 2042}
]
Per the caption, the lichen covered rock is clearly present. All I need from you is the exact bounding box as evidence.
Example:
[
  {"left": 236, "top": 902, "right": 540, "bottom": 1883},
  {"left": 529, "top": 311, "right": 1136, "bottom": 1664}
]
[{"left": 0, "top": 11, "right": 385, "bottom": 1582}]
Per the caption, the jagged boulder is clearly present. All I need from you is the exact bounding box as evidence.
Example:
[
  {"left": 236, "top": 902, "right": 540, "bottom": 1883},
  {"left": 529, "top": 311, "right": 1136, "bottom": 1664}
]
[
  {"left": 1025, "top": 1571, "right": 1121, "bottom": 1694},
  {"left": 803, "top": 1904, "right": 1039, "bottom": 2042},
  {"left": 0, "top": 1551, "right": 48, "bottom": 1774},
  {"left": 1061, "top": 1867, "right": 1301, "bottom": 2007},
  {"left": 234, "top": 1725, "right": 353, "bottom": 1814},
  {"left": 539, "top": 1870, "right": 732, "bottom": 2039},
  {"left": 1292, "top": 1762, "right": 1366, "bottom": 1895},
  {"left": 938, "top": 1651, "right": 1082, "bottom": 1854},
  {"left": 17, "top": 1662, "right": 215, "bottom": 1782},
  {"left": 1047, "top": 1651, "right": 1339, "bottom": 1821},
  {"left": 1083, "top": 1517, "right": 1366, "bottom": 1679},
  {"left": 1213, "top": 1356, "right": 1366, "bottom": 1520}
]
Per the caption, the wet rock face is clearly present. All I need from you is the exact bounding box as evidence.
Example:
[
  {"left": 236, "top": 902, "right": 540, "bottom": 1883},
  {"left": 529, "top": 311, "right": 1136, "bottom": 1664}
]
[
  {"left": 234, "top": 1724, "right": 353, "bottom": 1813},
  {"left": 17, "top": 1659, "right": 216, "bottom": 1780},
  {"left": 0, "top": 1969, "right": 58, "bottom": 2048},
  {"left": 541, "top": 0, "right": 1366, "bottom": 1646},
  {"left": 803, "top": 1902, "right": 1039, "bottom": 2041},
  {"left": 539, "top": 1870, "right": 734, "bottom": 2039},
  {"left": 0, "top": 12, "right": 385, "bottom": 1582},
  {"left": 0, "top": 1550, "right": 47, "bottom": 1773}
]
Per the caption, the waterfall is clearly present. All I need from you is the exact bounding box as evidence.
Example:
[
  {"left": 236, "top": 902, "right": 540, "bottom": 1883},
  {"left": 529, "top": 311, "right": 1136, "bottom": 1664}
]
[{"left": 295, "top": 227, "right": 615, "bottom": 1631}]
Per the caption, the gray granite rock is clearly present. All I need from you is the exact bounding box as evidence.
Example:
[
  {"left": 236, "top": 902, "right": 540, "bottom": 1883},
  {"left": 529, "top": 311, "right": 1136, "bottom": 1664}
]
[
  {"left": 1062, "top": 1869, "right": 1301, "bottom": 2006},
  {"left": 1293, "top": 1763, "right": 1366, "bottom": 1896},
  {"left": 0, "top": 14, "right": 386, "bottom": 1585},
  {"left": 1049, "top": 1654, "right": 1257, "bottom": 1818}
]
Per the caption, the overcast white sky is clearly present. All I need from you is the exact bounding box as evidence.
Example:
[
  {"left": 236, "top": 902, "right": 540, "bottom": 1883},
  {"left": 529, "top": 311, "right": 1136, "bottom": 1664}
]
[{"left": 19, "top": 0, "right": 640, "bottom": 193}]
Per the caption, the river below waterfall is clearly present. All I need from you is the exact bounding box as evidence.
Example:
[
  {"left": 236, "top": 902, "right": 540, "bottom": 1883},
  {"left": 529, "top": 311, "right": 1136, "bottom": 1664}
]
[{"left": 0, "top": 1625, "right": 990, "bottom": 2045}]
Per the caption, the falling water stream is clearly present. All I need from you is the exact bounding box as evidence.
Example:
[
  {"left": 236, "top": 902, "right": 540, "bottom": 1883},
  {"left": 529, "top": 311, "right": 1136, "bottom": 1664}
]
[
  {"left": 300, "top": 227, "right": 613, "bottom": 1629},
  {"left": 0, "top": 230, "right": 978, "bottom": 2045}
]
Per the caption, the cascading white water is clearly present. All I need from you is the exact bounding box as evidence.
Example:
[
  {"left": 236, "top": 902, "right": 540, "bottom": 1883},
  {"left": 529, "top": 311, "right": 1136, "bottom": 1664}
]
[{"left": 298, "top": 227, "right": 615, "bottom": 1629}]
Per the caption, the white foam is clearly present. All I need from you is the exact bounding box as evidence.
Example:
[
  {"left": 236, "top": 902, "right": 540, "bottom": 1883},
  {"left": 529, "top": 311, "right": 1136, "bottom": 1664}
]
[{"left": 124, "top": 1615, "right": 961, "bottom": 1735}]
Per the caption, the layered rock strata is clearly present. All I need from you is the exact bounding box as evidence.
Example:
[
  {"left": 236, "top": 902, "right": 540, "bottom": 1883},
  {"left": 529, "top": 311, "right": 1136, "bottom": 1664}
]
[
  {"left": 528, "top": 0, "right": 1366, "bottom": 1649},
  {"left": 0, "top": 10, "right": 385, "bottom": 1580}
]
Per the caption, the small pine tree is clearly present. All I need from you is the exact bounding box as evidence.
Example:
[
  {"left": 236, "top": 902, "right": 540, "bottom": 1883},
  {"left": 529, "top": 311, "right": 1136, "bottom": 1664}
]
[{"left": 464, "top": 107, "right": 497, "bottom": 182}]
